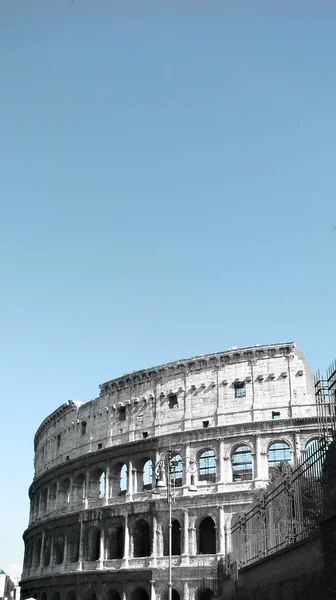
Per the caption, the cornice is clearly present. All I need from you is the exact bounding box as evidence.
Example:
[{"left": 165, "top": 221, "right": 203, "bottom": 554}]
[{"left": 99, "top": 342, "right": 296, "bottom": 396}]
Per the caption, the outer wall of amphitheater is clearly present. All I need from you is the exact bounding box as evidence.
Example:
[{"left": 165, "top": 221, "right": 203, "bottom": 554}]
[{"left": 21, "top": 342, "right": 320, "bottom": 600}]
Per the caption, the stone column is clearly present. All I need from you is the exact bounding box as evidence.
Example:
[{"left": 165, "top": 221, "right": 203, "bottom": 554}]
[
  {"left": 218, "top": 439, "right": 225, "bottom": 483},
  {"left": 50, "top": 534, "right": 55, "bottom": 566},
  {"left": 183, "top": 509, "right": 189, "bottom": 554},
  {"left": 184, "top": 443, "right": 191, "bottom": 487},
  {"left": 127, "top": 460, "right": 133, "bottom": 498},
  {"left": 254, "top": 435, "right": 261, "bottom": 480},
  {"left": 124, "top": 513, "right": 129, "bottom": 567},
  {"left": 183, "top": 581, "right": 189, "bottom": 600},
  {"left": 46, "top": 486, "right": 51, "bottom": 514},
  {"left": 78, "top": 519, "right": 84, "bottom": 570},
  {"left": 55, "top": 481, "right": 60, "bottom": 511},
  {"left": 223, "top": 456, "right": 231, "bottom": 483},
  {"left": 69, "top": 476, "right": 73, "bottom": 505},
  {"left": 105, "top": 466, "right": 110, "bottom": 505},
  {"left": 39, "top": 532, "right": 45, "bottom": 569},
  {"left": 63, "top": 531, "right": 68, "bottom": 565},
  {"left": 182, "top": 509, "right": 189, "bottom": 565},
  {"left": 150, "top": 579, "right": 156, "bottom": 600},
  {"left": 85, "top": 471, "right": 90, "bottom": 509},
  {"left": 100, "top": 523, "right": 105, "bottom": 564},
  {"left": 218, "top": 506, "right": 225, "bottom": 555},
  {"left": 189, "top": 520, "right": 197, "bottom": 556},
  {"left": 152, "top": 515, "right": 157, "bottom": 566},
  {"left": 294, "top": 431, "right": 301, "bottom": 466}
]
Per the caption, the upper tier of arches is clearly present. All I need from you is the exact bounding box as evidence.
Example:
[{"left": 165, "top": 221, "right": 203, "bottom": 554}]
[{"left": 33, "top": 344, "right": 316, "bottom": 477}]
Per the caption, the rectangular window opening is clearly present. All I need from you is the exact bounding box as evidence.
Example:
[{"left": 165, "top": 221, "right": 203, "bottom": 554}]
[
  {"left": 81, "top": 421, "right": 87, "bottom": 435},
  {"left": 168, "top": 394, "right": 179, "bottom": 409},
  {"left": 66, "top": 455, "right": 69, "bottom": 461},
  {"left": 57, "top": 434, "right": 61, "bottom": 448},
  {"left": 118, "top": 407, "right": 126, "bottom": 422},
  {"left": 142, "top": 432, "right": 148, "bottom": 438},
  {"left": 98, "top": 443, "right": 102, "bottom": 449},
  {"left": 234, "top": 383, "right": 245, "bottom": 398},
  {"left": 272, "top": 411, "right": 281, "bottom": 420},
  {"left": 203, "top": 421, "right": 209, "bottom": 428}
]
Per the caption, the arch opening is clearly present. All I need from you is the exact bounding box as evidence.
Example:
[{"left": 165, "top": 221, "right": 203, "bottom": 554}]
[
  {"left": 133, "top": 520, "right": 151, "bottom": 557},
  {"left": 107, "top": 525, "right": 124, "bottom": 559},
  {"left": 198, "top": 449, "right": 216, "bottom": 482},
  {"left": 232, "top": 445, "right": 253, "bottom": 482},
  {"left": 198, "top": 517, "right": 216, "bottom": 554}
]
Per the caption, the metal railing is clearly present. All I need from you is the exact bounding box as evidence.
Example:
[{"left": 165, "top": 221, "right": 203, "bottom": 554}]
[{"left": 231, "top": 439, "right": 329, "bottom": 568}]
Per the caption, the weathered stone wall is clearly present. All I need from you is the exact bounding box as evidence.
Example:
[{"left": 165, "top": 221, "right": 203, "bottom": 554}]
[
  {"left": 33, "top": 343, "right": 315, "bottom": 476},
  {"left": 21, "top": 342, "right": 320, "bottom": 600}
]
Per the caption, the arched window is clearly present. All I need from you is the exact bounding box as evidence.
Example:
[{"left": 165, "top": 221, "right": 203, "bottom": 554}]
[
  {"left": 67, "top": 592, "right": 77, "bottom": 600},
  {"left": 99, "top": 472, "right": 106, "bottom": 498},
  {"left": 197, "top": 589, "right": 215, "bottom": 600},
  {"left": 43, "top": 536, "right": 52, "bottom": 567},
  {"left": 172, "top": 519, "right": 181, "bottom": 555},
  {"left": 130, "top": 589, "right": 149, "bottom": 600},
  {"left": 107, "top": 525, "right": 124, "bottom": 559},
  {"left": 68, "top": 528, "right": 80, "bottom": 563},
  {"left": 143, "top": 460, "right": 153, "bottom": 490},
  {"left": 231, "top": 446, "right": 253, "bottom": 482},
  {"left": 54, "top": 534, "right": 64, "bottom": 565},
  {"left": 84, "top": 592, "right": 97, "bottom": 600},
  {"left": 73, "top": 473, "right": 86, "bottom": 503},
  {"left": 198, "top": 517, "right": 216, "bottom": 554},
  {"left": 120, "top": 464, "right": 128, "bottom": 495},
  {"left": 87, "top": 527, "right": 100, "bottom": 561},
  {"left": 59, "top": 478, "right": 71, "bottom": 506},
  {"left": 133, "top": 519, "right": 151, "bottom": 557},
  {"left": 107, "top": 592, "right": 121, "bottom": 600},
  {"left": 199, "top": 449, "right": 216, "bottom": 482},
  {"left": 268, "top": 441, "right": 291, "bottom": 477},
  {"left": 170, "top": 454, "right": 183, "bottom": 488},
  {"left": 305, "top": 438, "right": 322, "bottom": 458}
]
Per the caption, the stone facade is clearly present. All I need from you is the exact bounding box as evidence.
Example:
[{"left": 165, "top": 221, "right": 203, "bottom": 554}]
[{"left": 21, "top": 342, "right": 319, "bottom": 600}]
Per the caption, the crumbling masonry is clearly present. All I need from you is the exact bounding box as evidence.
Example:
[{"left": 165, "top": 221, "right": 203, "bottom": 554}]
[{"left": 20, "top": 342, "right": 319, "bottom": 600}]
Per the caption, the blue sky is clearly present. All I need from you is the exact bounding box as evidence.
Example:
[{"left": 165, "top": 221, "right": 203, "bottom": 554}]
[{"left": 1, "top": 0, "right": 336, "bottom": 575}]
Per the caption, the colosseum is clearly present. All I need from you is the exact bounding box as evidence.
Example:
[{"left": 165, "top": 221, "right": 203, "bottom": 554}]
[{"left": 21, "top": 342, "right": 320, "bottom": 600}]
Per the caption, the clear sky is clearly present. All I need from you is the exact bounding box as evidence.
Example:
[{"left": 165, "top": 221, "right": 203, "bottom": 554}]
[{"left": 1, "top": 0, "right": 336, "bottom": 577}]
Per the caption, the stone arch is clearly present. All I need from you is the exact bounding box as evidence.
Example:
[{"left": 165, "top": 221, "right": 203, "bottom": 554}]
[
  {"left": 59, "top": 477, "right": 71, "bottom": 507},
  {"left": 107, "top": 591, "right": 121, "bottom": 600},
  {"left": 84, "top": 591, "right": 97, "bottom": 600},
  {"left": 130, "top": 588, "right": 149, "bottom": 600},
  {"left": 89, "top": 467, "right": 105, "bottom": 499},
  {"left": 43, "top": 536, "right": 52, "bottom": 567},
  {"left": 120, "top": 464, "right": 128, "bottom": 495},
  {"left": 198, "top": 448, "right": 216, "bottom": 482},
  {"left": 73, "top": 472, "right": 86, "bottom": 504},
  {"left": 305, "top": 438, "right": 322, "bottom": 457},
  {"left": 106, "top": 524, "right": 124, "bottom": 559},
  {"left": 267, "top": 440, "right": 292, "bottom": 477},
  {"left": 170, "top": 454, "right": 183, "bottom": 488},
  {"left": 132, "top": 519, "right": 151, "bottom": 557},
  {"left": 143, "top": 459, "right": 153, "bottom": 490},
  {"left": 198, "top": 516, "right": 216, "bottom": 554},
  {"left": 68, "top": 527, "right": 80, "bottom": 563},
  {"left": 86, "top": 526, "right": 101, "bottom": 561},
  {"left": 196, "top": 588, "right": 214, "bottom": 600},
  {"left": 172, "top": 519, "right": 181, "bottom": 555},
  {"left": 66, "top": 592, "right": 77, "bottom": 600},
  {"left": 54, "top": 533, "right": 64, "bottom": 564},
  {"left": 231, "top": 444, "right": 253, "bottom": 482},
  {"left": 51, "top": 593, "right": 61, "bottom": 600}
]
